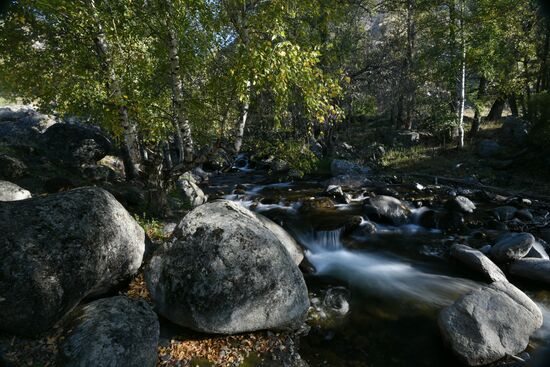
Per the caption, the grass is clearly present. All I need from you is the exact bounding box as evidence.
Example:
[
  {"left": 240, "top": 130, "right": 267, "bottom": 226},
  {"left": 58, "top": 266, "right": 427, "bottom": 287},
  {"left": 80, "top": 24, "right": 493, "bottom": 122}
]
[
  {"left": 133, "top": 213, "right": 166, "bottom": 241},
  {"left": 336, "top": 115, "right": 550, "bottom": 197},
  {"left": 379, "top": 134, "right": 550, "bottom": 197}
]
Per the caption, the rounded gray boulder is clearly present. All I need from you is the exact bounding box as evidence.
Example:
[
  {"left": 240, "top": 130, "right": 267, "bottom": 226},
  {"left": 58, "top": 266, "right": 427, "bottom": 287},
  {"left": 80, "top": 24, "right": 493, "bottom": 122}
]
[
  {"left": 449, "top": 244, "right": 507, "bottom": 282},
  {"left": 58, "top": 296, "right": 159, "bottom": 367},
  {"left": 510, "top": 258, "right": 550, "bottom": 285},
  {"left": 0, "top": 187, "right": 145, "bottom": 336},
  {"left": 439, "top": 281, "right": 543, "bottom": 366},
  {"left": 0, "top": 180, "right": 31, "bottom": 201},
  {"left": 363, "top": 195, "right": 411, "bottom": 225},
  {"left": 145, "top": 200, "right": 309, "bottom": 334},
  {"left": 445, "top": 196, "right": 476, "bottom": 214},
  {"left": 490, "top": 232, "right": 535, "bottom": 263}
]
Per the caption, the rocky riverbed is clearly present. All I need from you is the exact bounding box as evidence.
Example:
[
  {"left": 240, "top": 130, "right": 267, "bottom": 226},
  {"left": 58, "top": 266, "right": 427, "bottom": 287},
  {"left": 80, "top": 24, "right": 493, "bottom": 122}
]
[{"left": 1, "top": 107, "right": 550, "bottom": 366}]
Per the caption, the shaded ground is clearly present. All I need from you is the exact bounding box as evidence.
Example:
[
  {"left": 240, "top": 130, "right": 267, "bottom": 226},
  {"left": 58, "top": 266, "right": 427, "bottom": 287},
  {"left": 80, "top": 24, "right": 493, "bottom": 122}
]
[{"left": 338, "top": 117, "right": 550, "bottom": 199}]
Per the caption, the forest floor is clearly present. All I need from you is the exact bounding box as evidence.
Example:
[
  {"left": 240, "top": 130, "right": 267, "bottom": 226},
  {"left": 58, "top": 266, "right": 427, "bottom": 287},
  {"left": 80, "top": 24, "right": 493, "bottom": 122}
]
[{"left": 339, "top": 116, "right": 550, "bottom": 200}]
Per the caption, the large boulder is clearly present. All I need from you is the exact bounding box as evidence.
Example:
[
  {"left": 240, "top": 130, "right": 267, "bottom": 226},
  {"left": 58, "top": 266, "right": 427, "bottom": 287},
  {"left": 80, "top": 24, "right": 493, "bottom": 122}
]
[
  {"left": 385, "top": 130, "right": 421, "bottom": 147},
  {"left": 330, "top": 159, "right": 369, "bottom": 176},
  {"left": 256, "top": 215, "right": 304, "bottom": 265},
  {"left": 0, "top": 187, "right": 145, "bottom": 336},
  {"left": 145, "top": 200, "right": 309, "bottom": 334},
  {"left": 0, "top": 154, "right": 27, "bottom": 180},
  {"left": 499, "top": 117, "right": 530, "bottom": 146},
  {"left": 0, "top": 180, "right": 31, "bottom": 201},
  {"left": 58, "top": 296, "right": 159, "bottom": 367},
  {"left": 477, "top": 140, "right": 502, "bottom": 159},
  {"left": 510, "top": 258, "right": 550, "bottom": 285},
  {"left": 439, "top": 281, "right": 543, "bottom": 366},
  {"left": 449, "top": 244, "right": 507, "bottom": 282},
  {"left": 41, "top": 123, "right": 113, "bottom": 166},
  {"left": 363, "top": 195, "right": 410, "bottom": 225},
  {"left": 0, "top": 107, "right": 56, "bottom": 147},
  {"left": 490, "top": 232, "right": 535, "bottom": 263},
  {"left": 176, "top": 177, "right": 207, "bottom": 208}
]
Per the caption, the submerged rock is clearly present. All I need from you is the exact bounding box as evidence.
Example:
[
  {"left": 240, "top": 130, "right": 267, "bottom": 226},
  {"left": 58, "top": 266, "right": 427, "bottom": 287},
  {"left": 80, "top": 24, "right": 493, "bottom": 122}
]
[
  {"left": 510, "top": 258, "right": 550, "bottom": 285},
  {"left": 0, "top": 180, "right": 31, "bottom": 201},
  {"left": 439, "top": 281, "right": 543, "bottom": 366},
  {"left": 300, "top": 197, "right": 335, "bottom": 213},
  {"left": 449, "top": 244, "right": 507, "bottom": 282},
  {"left": 416, "top": 207, "right": 438, "bottom": 228},
  {"left": 324, "top": 185, "right": 351, "bottom": 204},
  {"left": 145, "top": 200, "right": 309, "bottom": 334},
  {"left": 516, "top": 209, "right": 534, "bottom": 222},
  {"left": 493, "top": 206, "right": 518, "bottom": 221},
  {"left": 343, "top": 216, "right": 376, "bottom": 237},
  {"left": 363, "top": 195, "right": 410, "bottom": 225},
  {"left": 490, "top": 232, "right": 535, "bottom": 263},
  {"left": 58, "top": 296, "right": 159, "bottom": 367},
  {"left": 0, "top": 187, "right": 145, "bottom": 336}
]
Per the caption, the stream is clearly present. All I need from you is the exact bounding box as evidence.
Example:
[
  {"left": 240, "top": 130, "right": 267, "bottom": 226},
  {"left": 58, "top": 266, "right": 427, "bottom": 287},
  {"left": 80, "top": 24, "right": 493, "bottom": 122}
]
[{"left": 206, "top": 169, "right": 550, "bottom": 367}]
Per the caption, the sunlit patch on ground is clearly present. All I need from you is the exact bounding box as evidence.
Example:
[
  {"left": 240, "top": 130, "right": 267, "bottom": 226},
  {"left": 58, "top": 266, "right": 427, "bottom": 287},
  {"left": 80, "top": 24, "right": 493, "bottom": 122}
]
[
  {"left": 125, "top": 271, "right": 152, "bottom": 302},
  {"left": 157, "top": 331, "right": 295, "bottom": 367}
]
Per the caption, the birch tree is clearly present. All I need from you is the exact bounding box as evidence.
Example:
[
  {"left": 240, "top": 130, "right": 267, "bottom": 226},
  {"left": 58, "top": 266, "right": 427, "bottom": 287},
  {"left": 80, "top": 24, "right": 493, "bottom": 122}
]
[{"left": 90, "top": 0, "right": 141, "bottom": 178}]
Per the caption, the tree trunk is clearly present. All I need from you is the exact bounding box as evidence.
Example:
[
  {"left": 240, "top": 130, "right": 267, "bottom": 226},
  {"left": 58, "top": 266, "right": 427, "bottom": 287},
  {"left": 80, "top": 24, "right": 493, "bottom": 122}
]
[
  {"left": 537, "top": 21, "right": 550, "bottom": 92},
  {"left": 234, "top": 80, "right": 250, "bottom": 155},
  {"left": 456, "top": 0, "right": 466, "bottom": 148},
  {"left": 524, "top": 56, "right": 532, "bottom": 119},
  {"left": 90, "top": 0, "right": 140, "bottom": 180},
  {"left": 469, "top": 77, "right": 487, "bottom": 139},
  {"left": 231, "top": 5, "right": 251, "bottom": 157},
  {"left": 486, "top": 97, "right": 506, "bottom": 121},
  {"left": 163, "top": 141, "right": 173, "bottom": 171},
  {"left": 508, "top": 94, "right": 519, "bottom": 117},
  {"left": 403, "top": 0, "right": 416, "bottom": 130},
  {"left": 166, "top": 0, "right": 194, "bottom": 164},
  {"left": 397, "top": 95, "right": 404, "bottom": 129},
  {"left": 448, "top": 0, "right": 457, "bottom": 116}
]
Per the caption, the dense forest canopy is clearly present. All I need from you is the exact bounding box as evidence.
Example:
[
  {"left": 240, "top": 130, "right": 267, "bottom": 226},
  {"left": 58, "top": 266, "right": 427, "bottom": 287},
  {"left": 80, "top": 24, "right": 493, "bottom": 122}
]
[{"left": 1, "top": 0, "right": 549, "bottom": 180}]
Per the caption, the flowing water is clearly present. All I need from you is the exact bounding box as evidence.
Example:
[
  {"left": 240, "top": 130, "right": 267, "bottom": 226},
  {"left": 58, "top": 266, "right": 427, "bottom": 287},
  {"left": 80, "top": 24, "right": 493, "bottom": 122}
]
[{"left": 208, "top": 171, "right": 550, "bottom": 366}]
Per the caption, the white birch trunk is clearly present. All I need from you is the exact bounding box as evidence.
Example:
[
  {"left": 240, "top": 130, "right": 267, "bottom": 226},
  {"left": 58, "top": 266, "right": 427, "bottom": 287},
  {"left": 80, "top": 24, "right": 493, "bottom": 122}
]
[
  {"left": 234, "top": 80, "right": 251, "bottom": 155},
  {"left": 90, "top": 0, "right": 140, "bottom": 179},
  {"left": 166, "top": 0, "right": 194, "bottom": 163},
  {"left": 457, "top": 0, "right": 466, "bottom": 148}
]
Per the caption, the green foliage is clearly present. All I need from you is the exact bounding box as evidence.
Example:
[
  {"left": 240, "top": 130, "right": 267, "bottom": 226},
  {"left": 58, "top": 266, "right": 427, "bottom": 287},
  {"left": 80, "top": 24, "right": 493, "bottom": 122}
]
[
  {"left": 133, "top": 213, "right": 165, "bottom": 241},
  {"left": 528, "top": 92, "right": 550, "bottom": 152},
  {"left": 0, "top": 0, "right": 344, "bottom": 156},
  {"left": 250, "top": 138, "right": 319, "bottom": 174},
  {"left": 351, "top": 94, "right": 377, "bottom": 117},
  {"left": 0, "top": 0, "right": 546, "bottom": 161}
]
